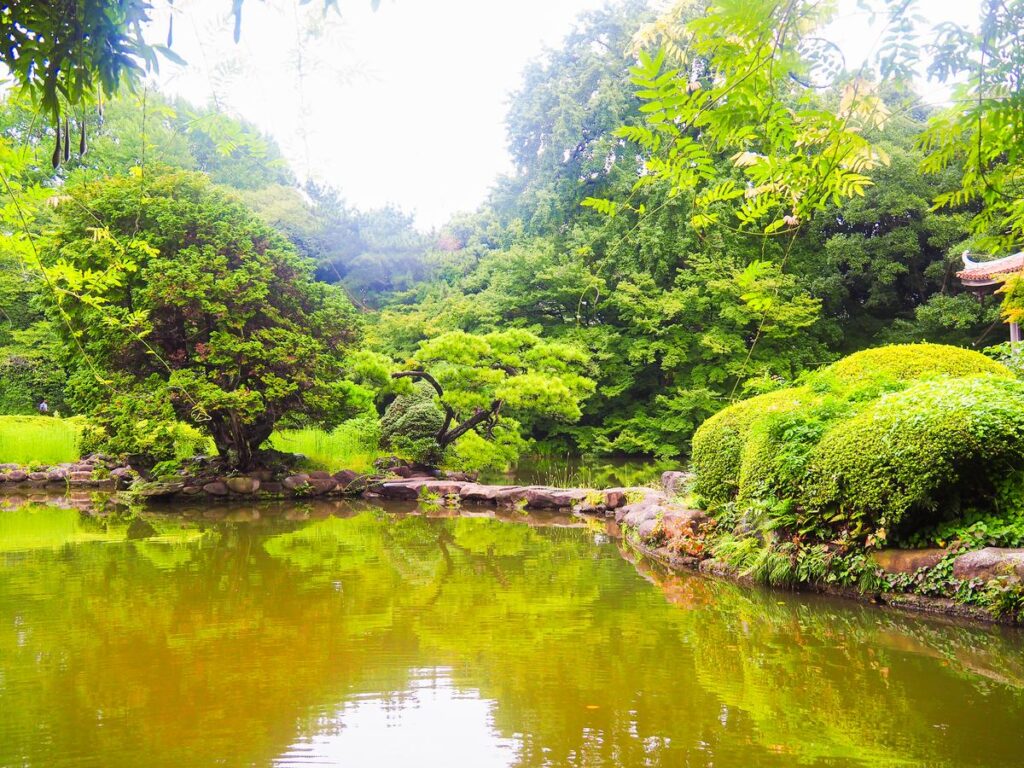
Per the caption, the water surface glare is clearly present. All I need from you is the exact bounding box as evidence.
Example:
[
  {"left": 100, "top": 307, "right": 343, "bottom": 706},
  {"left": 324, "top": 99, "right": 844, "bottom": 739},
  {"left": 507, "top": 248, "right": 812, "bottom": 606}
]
[{"left": 1, "top": 499, "right": 1023, "bottom": 767}]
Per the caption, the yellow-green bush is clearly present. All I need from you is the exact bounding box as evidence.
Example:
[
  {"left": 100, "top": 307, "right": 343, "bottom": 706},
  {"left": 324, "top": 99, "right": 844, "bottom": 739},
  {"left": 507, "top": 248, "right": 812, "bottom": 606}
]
[
  {"left": 692, "top": 344, "right": 1019, "bottom": 526},
  {"left": 691, "top": 386, "right": 817, "bottom": 505},
  {"left": 811, "top": 343, "right": 1010, "bottom": 395},
  {"left": 802, "top": 376, "right": 1024, "bottom": 534}
]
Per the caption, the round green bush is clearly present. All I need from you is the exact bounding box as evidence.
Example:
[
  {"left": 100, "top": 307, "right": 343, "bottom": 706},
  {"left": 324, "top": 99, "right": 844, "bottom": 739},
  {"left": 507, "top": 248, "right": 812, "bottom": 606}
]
[
  {"left": 811, "top": 343, "right": 1010, "bottom": 394},
  {"left": 692, "top": 344, "right": 1014, "bottom": 510},
  {"left": 691, "top": 386, "right": 818, "bottom": 506},
  {"left": 379, "top": 381, "right": 445, "bottom": 462},
  {"left": 803, "top": 375, "right": 1024, "bottom": 534}
]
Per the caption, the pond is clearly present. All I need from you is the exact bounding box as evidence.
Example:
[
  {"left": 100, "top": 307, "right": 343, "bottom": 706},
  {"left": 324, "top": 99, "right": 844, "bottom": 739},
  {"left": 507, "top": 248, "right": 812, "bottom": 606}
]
[{"left": 1, "top": 497, "right": 1023, "bottom": 767}]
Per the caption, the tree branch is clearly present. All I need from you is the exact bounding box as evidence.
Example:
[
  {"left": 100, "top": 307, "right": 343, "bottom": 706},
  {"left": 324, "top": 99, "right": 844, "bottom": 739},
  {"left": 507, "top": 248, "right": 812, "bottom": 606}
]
[{"left": 439, "top": 400, "right": 503, "bottom": 447}]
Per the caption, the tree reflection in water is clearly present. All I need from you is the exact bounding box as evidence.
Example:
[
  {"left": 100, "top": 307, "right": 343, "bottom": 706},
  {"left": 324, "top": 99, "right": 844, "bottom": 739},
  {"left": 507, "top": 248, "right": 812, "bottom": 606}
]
[{"left": 1, "top": 500, "right": 1022, "bottom": 767}]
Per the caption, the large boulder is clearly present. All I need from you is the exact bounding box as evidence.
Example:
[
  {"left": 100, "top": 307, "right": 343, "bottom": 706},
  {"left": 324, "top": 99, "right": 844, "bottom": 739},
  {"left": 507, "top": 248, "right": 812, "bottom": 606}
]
[
  {"left": 283, "top": 474, "right": 310, "bottom": 491},
  {"left": 523, "top": 487, "right": 591, "bottom": 509},
  {"left": 614, "top": 491, "right": 667, "bottom": 525},
  {"left": 459, "top": 484, "right": 508, "bottom": 503},
  {"left": 303, "top": 478, "right": 337, "bottom": 496},
  {"left": 661, "top": 471, "right": 692, "bottom": 496},
  {"left": 953, "top": 548, "right": 1024, "bottom": 582},
  {"left": 226, "top": 476, "right": 260, "bottom": 495},
  {"left": 202, "top": 481, "right": 229, "bottom": 496},
  {"left": 376, "top": 481, "right": 422, "bottom": 500},
  {"left": 661, "top": 507, "right": 708, "bottom": 538},
  {"left": 871, "top": 548, "right": 948, "bottom": 575}
]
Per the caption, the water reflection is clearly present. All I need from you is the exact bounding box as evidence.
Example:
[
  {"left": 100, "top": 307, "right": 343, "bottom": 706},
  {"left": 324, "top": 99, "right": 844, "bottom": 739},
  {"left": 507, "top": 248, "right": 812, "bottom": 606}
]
[{"left": 0, "top": 500, "right": 1022, "bottom": 767}]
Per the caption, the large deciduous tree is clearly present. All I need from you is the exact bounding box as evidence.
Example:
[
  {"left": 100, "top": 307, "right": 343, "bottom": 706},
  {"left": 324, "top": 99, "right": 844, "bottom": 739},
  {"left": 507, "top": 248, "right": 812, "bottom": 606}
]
[{"left": 42, "top": 169, "right": 361, "bottom": 468}]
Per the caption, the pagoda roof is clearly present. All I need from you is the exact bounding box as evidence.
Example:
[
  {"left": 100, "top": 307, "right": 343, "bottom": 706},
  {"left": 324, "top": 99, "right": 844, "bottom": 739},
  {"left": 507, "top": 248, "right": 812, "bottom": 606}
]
[{"left": 956, "top": 251, "right": 1024, "bottom": 288}]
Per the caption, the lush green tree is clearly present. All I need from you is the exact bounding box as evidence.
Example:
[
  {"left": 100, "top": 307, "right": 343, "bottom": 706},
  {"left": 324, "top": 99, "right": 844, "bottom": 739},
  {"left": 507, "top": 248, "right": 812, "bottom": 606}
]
[
  {"left": 921, "top": 0, "right": 1024, "bottom": 253},
  {"left": 0, "top": 1, "right": 348, "bottom": 125},
  {"left": 40, "top": 170, "right": 362, "bottom": 467},
  {"left": 382, "top": 329, "right": 596, "bottom": 465}
]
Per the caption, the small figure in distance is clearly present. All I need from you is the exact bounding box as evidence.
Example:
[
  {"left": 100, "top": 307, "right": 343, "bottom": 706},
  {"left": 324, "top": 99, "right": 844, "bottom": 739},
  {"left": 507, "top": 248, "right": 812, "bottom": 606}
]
[{"left": 37, "top": 399, "right": 49, "bottom": 416}]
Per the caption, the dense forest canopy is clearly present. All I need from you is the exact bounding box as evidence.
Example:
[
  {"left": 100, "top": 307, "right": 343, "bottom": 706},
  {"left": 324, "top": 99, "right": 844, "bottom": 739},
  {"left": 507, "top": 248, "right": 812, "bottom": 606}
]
[{"left": 0, "top": 0, "right": 1019, "bottom": 470}]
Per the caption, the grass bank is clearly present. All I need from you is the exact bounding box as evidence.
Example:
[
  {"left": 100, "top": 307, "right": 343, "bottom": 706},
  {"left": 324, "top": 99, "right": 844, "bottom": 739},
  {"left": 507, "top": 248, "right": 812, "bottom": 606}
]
[
  {"left": 0, "top": 416, "right": 81, "bottom": 465},
  {"left": 267, "top": 422, "right": 382, "bottom": 474}
]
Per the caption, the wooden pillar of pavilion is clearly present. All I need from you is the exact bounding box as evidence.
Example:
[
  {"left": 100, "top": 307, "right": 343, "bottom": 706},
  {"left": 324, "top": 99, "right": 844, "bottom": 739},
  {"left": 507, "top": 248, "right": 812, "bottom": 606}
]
[{"left": 956, "top": 251, "right": 1024, "bottom": 346}]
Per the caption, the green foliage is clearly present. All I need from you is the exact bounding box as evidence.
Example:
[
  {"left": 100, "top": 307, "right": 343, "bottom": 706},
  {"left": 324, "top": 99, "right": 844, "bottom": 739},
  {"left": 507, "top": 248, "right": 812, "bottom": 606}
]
[
  {"left": 692, "top": 346, "right": 1019, "bottom": 536},
  {"left": 803, "top": 376, "right": 1024, "bottom": 538},
  {"left": 73, "top": 380, "right": 210, "bottom": 464},
  {"left": 268, "top": 415, "right": 383, "bottom": 473},
  {"left": 379, "top": 382, "right": 446, "bottom": 464},
  {"left": 815, "top": 342, "right": 1009, "bottom": 395},
  {"left": 443, "top": 423, "right": 528, "bottom": 475},
  {"left": 0, "top": 415, "right": 81, "bottom": 465},
  {"left": 41, "top": 170, "right": 361, "bottom": 468},
  {"left": 602, "top": 1, "right": 890, "bottom": 234},
  {"left": 691, "top": 387, "right": 815, "bottom": 506},
  {"left": 920, "top": 2, "right": 1024, "bottom": 253}
]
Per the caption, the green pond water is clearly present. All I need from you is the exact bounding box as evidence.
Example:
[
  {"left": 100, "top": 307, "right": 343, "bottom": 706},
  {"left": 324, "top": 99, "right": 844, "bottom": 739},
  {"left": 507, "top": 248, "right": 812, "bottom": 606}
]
[{"left": 2, "top": 498, "right": 1024, "bottom": 767}]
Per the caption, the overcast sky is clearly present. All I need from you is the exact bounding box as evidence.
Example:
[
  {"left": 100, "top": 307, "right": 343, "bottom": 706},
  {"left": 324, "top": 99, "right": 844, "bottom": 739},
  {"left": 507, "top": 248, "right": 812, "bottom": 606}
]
[{"left": 148, "top": 0, "right": 981, "bottom": 230}]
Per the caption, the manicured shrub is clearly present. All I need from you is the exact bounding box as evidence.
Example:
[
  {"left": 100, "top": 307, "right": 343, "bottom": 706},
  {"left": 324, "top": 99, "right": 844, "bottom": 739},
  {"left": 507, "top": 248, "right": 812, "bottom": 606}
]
[
  {"left": 693, "top": 343, "right": 1016, "bottom": 511},
  {"left": 802, "top": 375, "right": 1024, "bottom": 536},
  {"left": 379, "top": 381, "right": 445, "bottom": 463},
  {"left": 691, "top": 386, "right": 817, "bottom": 506},
  {"left": 810, "top": 343, "right": 1010, "bottom": 396}
]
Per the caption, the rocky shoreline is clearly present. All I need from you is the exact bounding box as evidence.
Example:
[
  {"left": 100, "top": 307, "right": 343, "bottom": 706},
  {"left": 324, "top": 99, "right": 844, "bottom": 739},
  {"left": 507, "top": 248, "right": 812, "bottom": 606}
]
[{"left": 1, "top": 457, "right": 1022, "bottom": 626}]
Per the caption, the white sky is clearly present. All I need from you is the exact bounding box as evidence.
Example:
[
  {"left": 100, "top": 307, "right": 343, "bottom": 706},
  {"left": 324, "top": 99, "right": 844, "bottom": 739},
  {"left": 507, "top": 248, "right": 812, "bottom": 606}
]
[{"left": 148, "top": 0, "right": 982, "bottom": 231}]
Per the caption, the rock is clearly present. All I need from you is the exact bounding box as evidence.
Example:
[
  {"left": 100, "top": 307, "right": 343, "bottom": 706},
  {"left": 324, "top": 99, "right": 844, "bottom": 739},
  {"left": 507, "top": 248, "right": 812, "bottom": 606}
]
[
  {"left": 662, "top": 508, "right": 708, "bottom": 538},
  {"left": 180, "top": 485, "right": 204, "bottom": 496},
  {"left": 202, "top": 481, "right": 229, "bottom": 496},
  {"left": 0, "top": 463, "right": 20, "bottom": 470},
  {"left": 377, "top": 481, "right": 422, "bottom": 500},
  {"left": 443, "top": 471, "right": 477, "bottom": 482},
  {"left": 27, "top": 471, "right": 49, "bottom": 482},
  {"left": 637, "top": 517, "right": 660, "bottom": 540},
  {"left": 953, "top": 548, "right": 1024, "bottom": 582},
  {"left": 494, "top": 486, "right": 535, "bottom": 505},
  {"left": 603, "top": 488, "right": 630, "bottom": 509},
  {"left": 307, "top": 470, "right": 333, "bottom": 480},
  {"left": 283, "top": 474, "right": 311, "bottom": 491},
  {"left": 45, "top": 468, "right": 68, "bottom": 483},
  {"left": 459, "top": 484, "right": 507, "bottom": 503},
  {"left": 615, "top": 491, "right": 667, "bottom": 525},
  {"left": 303, "top": 478, "right": 337, "bottom": 496},
  {"left": 332, "top": 470, "right": 369, "bottom": 494},
  {"left": 661, "top": 471, "right": 693, "bottom": 496},
  {"left": 415, "top": 481, "right": 465, "bottom": 501},
  {"left": 7, "top": 469, "right": 30, "bottom": 482},
  {"left": 67, "top": 470, "right": 93, "bottom": 484},
  {"left": 261, "top": 481, "right": 284, "bottom": 495},
  {"left": 135, "top": 481, "right": 185, "bottom": 498},
  {"left": 523, "top": 487, "right": 591, "bottom": 509},
  {"left": 872, "top": 548, "right": 948, "bottom": 575},
  {"left": 226, "top": 477, "right": 260, "bottom": 494},
  {"left": 620, "top": 500, "right": 662, "bottom": 528}
]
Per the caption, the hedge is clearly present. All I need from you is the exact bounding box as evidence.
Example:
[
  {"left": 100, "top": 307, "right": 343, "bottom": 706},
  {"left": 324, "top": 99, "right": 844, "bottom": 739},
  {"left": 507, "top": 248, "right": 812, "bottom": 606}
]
[
  {"left": 691, "top": 344, "right": 1017, "bottom": 520},
  {"left": 802, "top": 375, "right": 1024, "bottom": 533}
]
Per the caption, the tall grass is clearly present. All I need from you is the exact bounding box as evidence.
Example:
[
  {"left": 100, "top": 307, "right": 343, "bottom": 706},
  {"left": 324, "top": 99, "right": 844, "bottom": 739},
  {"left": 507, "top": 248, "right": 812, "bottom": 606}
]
[
  {"left": 0, "top": 415, "right": 81, "bottom": 465},
  {"left": 268, "top": 418, "right": 382, "bottom": 473}
]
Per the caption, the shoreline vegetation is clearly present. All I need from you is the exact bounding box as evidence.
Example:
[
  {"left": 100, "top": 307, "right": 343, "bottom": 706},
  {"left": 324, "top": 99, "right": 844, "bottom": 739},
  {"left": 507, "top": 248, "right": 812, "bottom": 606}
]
[
  {"left": 0, "top": 455, "right": 1021, "bottom": 627},
  {"left": 4, "top": 341, "right": 1024, "bottom": 627}
]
